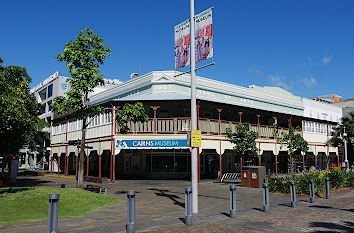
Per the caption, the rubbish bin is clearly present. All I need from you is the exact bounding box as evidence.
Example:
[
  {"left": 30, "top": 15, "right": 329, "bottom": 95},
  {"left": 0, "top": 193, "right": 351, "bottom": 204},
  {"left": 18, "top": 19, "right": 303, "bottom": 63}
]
[
  {"left": 241, "top": 167, "right": 251, "bottom": 187},
  {"left": 241, "top": 166, "right": 266, "bottom": 188}
]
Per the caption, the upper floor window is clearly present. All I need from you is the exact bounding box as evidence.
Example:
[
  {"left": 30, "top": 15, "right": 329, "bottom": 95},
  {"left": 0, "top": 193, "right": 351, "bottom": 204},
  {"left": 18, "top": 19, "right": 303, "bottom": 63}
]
[{"left": 48, "top": 84, "right": 53, "bottom": 98}]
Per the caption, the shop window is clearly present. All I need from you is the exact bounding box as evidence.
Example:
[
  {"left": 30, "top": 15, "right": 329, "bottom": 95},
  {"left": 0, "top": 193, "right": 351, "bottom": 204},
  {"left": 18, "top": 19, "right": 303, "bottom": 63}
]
[
  {"left": 175, "top": 156, "right": 188, "bottom": 172},
  {"left": 132, "top": 155, "right": 140, "bottom": 171},
  {"left": 152, "top": 156, "right": 174, "bottom": 172},
  {"left": 145, "top": 155, "right": 151, "bottom": 172}
]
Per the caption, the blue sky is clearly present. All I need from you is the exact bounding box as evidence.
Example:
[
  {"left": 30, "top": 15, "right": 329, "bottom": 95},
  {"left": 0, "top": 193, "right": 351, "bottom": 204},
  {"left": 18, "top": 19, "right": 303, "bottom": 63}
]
[{"left": 1, "top": 0, "right": 353, "bottom": 99}]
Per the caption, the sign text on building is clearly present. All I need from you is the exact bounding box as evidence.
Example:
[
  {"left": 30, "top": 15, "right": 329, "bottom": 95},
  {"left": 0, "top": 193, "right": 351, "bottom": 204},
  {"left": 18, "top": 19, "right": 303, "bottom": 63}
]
[{"left": 116, "top": 139, "right": 188, "bottom": 148}]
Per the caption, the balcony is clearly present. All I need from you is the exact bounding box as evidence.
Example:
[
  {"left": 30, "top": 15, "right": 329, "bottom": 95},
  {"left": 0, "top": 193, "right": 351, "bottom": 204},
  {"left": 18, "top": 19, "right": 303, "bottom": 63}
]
[{"left": 124, "top": 117, "right": 302, "bottom": 139}]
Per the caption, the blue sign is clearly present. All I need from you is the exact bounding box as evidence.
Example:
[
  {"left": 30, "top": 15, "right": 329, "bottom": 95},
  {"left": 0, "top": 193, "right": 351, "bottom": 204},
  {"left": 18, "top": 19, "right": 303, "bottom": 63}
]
[{"left": 116, "top": 139, "right": 188, "bottom": 148}]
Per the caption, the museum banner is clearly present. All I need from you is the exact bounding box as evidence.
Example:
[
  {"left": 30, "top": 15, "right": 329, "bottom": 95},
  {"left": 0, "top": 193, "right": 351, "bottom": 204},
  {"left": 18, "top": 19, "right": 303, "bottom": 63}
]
[
  {"left": 195, "top": 7, "right": 213, "bottom": 63},
  {"left": 174, "top": 8, "right": 213, "bottom": 70},
  {"left": 174, "top": 19, "right": 191, "bottom": 70}
]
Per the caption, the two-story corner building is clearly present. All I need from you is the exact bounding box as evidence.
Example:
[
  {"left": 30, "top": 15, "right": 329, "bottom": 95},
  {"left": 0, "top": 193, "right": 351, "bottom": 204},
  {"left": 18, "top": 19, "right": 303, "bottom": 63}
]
[{"left": 50, "top": 71, "right": 342, "bottom": 182}]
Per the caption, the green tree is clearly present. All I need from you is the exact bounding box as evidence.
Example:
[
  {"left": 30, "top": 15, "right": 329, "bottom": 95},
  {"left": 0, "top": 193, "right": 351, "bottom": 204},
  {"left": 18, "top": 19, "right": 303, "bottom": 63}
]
[
  {"left": 52, "top": 28, "right": 148, "bottom": 188},
  {"left": 0, "top": 58, "right": 47, "bottom": 173},
  {"left": 278, "top": 127, "right": 308, "bottom": 176},
  {"left": 226, "top": 123, "right": 259, "bottom": 165}
]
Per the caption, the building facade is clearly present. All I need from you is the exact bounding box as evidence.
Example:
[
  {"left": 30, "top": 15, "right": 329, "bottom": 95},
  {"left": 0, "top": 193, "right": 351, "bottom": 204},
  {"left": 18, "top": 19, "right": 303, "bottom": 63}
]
[
  {"left": 21, "top": 72, "right": 122, "bottom": 171},
  {"left": 50, "top": 71, "right": 343, "bottom": 181},
  {"left": 19, "top": 72, "right": 70, "bottom": 170}
]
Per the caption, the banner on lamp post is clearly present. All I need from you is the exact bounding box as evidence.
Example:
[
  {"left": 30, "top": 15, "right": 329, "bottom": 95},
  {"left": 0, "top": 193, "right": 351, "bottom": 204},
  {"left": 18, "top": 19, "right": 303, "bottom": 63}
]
[
  {"left": 195, "top": 7, "right": 213, "bottom": 63},
  {"left": 174, "top": 7, "right": 213, "bottom": 70},
  {"left": 174, "top": 19, "right": 191, "bottom": 70}
]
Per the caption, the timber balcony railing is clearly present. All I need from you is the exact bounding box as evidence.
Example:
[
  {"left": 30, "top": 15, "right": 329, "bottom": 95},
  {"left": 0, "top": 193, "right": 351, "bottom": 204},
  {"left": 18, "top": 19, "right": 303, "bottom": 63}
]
[{"left": 124, "top": 117, "right": 302, "bottom": 139}]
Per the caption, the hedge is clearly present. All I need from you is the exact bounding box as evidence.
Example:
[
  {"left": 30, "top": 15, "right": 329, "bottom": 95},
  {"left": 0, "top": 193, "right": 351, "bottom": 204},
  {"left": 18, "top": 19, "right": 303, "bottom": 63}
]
[{"left": 268, "top": 168, "right": 354, "bottom": 194}]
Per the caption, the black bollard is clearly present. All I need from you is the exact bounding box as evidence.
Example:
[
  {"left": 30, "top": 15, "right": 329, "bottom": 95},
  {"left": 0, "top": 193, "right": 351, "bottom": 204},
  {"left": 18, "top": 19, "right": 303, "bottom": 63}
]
[
  {"left": 185, "top": 187, "right": 193, "bottom": 226},
  {"left": 48, "top": 193, "right": 59, "bottom": 233},
  {"left": 229, "top": 185, "right": 237, "bottom": 218},
  {"left": 126, "top": 190, "right": 136, "bottom": 233},
  {"left": 263, "top": 183, "right": 270, "bottom": 213},
  {"left": 325, "top": 178, "right": 330, "bottom": 199},
  {"left": 309, "top": 179, "right": 315, "bottom": 203},
  {"left": 290, "top": 181, "right": 296, "bottom": 208}
]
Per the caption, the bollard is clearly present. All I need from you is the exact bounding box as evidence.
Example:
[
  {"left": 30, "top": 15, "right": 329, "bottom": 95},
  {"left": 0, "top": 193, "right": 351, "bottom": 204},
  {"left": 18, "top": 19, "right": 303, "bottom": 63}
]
[
  {"left": 126, "top": 190, "right": 136, "bottom": 233},
  {"left": 290, "top": 181, "right": 296, "bottom": 208},
  {"left": 263, "top": 183, "right": 270, "bottom": 213},
  {"left": 48, "top": 193, "right": 59, "bottom": 233},
  {"left": 229, "top": 185, "right": 237, "bottom": 217},
  {"left": 325, "top": 177, "right": 330, "bottom": 199},
  {"left": 184, "top": 187, "right": 193, "bottom": 226},
  {"left": 309, "top": 179, "right": 315, "bottom": 203}
]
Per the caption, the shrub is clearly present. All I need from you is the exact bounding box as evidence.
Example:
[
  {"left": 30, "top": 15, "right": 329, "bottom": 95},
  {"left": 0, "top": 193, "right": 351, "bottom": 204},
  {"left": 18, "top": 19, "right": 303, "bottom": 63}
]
[
  {"left": 327, "top": 167, "right": 346, "bottom": 189},
  {"left": 268, "top": 168, "right": 353, "bottom": 194},
  {"left": 344, "top": 170, "right": 354, "bottom": 187},
  {"left": 268, "top": 176, "right": 291, "bottom": 193}
]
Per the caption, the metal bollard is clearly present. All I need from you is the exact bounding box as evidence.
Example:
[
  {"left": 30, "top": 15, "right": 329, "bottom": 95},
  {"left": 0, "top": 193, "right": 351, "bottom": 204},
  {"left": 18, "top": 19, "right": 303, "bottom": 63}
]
[
  {"left": 126, "top": 190, "right": 136, "bottom": 233},
  {"left": 48, "top": 193, "right": 59, "bottom": 233},
  {"left": 184, "top": 187, "right": 193, "bottom": 226},
  {"left": 309, "top": 179, "right": 315, "bottom": 203},
  {"left": 263, "top": 183, "right": 270, "bottom": 213},
  {"left": 325, "top": 177, "right": 330, "bottom": 199},
  {"left": 290, "top": 181, "right": 296, "bottom": 208},
  {"left": 229, "top": 185, "right": 237, "bottom": 218}
]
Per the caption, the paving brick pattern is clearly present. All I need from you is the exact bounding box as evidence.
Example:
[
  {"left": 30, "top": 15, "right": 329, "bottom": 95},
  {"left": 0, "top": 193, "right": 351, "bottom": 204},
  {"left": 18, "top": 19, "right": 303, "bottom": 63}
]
[{"left": 0, "top": 176, "right": 353, "bottom": 233}]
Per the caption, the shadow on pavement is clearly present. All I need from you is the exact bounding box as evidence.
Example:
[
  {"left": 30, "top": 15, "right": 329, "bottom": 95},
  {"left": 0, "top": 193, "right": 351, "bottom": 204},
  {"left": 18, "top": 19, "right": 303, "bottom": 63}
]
[
  {"left": 278, "top": 203, "right": 292, "bottom": 208},
  {"left": 148, "top": 188, "right": 185, "bottom": 208},
  {"left": 252, "top": 207, "right": 264, "bottom": 212},
  {"left": 309, "top": 221, "right": 354, "bottom": 233},
  {"left": 309, "top": 205, "right": 354, "bottom": 213},
  {"left": 115, "top": 191, "right": 141, "bottom": 194},
  {"left": 220, "top": 212, "right": 231, "bottom": 217}
]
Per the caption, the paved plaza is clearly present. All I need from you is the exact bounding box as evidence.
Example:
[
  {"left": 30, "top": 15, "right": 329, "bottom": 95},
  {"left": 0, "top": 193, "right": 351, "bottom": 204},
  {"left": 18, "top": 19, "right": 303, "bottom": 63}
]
[{"left": 0, "top": 176, "right": 353, "bottom": 232}]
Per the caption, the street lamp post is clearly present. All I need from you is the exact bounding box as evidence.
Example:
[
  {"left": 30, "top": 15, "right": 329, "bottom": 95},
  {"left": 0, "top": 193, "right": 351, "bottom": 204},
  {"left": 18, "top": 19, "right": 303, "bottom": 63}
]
[
  {"left": 190, "top": 0, "right": 198, "bottom": 214},
  {"left": 343, "top": 126, "right": 349, "bottom": 171}
]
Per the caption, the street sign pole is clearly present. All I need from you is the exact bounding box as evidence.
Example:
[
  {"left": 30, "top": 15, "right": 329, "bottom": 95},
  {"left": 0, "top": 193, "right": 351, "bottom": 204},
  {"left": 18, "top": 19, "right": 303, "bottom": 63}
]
[{"left": 190, "top": 0, "right": 198, "bottom": 214}]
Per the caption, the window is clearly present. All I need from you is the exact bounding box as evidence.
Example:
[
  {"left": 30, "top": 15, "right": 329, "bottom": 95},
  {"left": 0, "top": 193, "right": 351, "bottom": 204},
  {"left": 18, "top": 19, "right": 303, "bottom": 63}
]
[
  {"left": 39, "top": 104, "right": 46, "bottom": 115},
  {"left": 48, "top": 100, "right": 52, "bottom": 111},
  {"left": 48, "top": 84, "right": 53, "bottom": 98},
  {"left": 152, "top": 156, "right": 174, "bottom": 172}
]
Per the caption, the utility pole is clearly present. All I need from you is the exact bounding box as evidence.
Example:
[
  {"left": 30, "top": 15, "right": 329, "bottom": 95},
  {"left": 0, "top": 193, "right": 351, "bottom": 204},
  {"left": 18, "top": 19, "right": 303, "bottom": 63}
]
[{"left": 190, "top": 0, "right": 198, "bottom": 214}]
